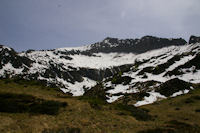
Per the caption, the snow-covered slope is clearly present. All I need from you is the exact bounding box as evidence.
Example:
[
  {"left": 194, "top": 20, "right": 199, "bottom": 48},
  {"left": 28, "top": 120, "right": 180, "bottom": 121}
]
[
  {"left": 102, "top": 42, "right": 200, "bottom": 105},
  {"left": 0, "top": 36, "right": 200, "bottom": 106}
]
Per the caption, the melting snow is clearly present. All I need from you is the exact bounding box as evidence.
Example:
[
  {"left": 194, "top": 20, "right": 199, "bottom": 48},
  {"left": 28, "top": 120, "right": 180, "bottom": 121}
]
[
  {"left": 171, "top": 89, "right": 190, "bottom": 97},
  {"left": 0, "top": 63, "right": 23, "bottom": 76},
  {"left": 167, "top": 55, "right": 195, "bottom": 71},
  {"left": 59, "top": 77, "right": 97, "bottom": 96},
  {"left": 106, "top": 84, "right": 129, "bottom": 94},
  {"left": 179, "top": 70, "right": 200, "bottom": 84},
  {"left": 106, "top": 95, "right": 124, "bottom": 103},
  {"left": 56, "top": 45, "right": 91, "bottom": 52},
  {"left": 2, "top": 46, "right": 12, "bottom": 51},
  {"left": 134, "top": 91, "right": 166, "bottom": 107}
]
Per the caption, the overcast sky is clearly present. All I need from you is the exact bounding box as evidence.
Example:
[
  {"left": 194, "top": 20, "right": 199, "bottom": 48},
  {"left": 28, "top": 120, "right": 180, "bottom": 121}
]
[{"left": 0, "top": 0, "right": 200, "bottom": 51}]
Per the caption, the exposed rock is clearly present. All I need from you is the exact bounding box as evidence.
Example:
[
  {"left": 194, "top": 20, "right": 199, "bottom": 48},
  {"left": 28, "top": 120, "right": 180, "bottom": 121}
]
[{"left": 189, "top": 35, "right": 200, "bottom": 44}]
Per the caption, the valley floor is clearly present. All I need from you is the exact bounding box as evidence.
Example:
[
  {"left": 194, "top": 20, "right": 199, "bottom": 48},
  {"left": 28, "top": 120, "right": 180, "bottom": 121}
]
[{"left": 0, "top": 79, "right": 200, "bottom": 133}]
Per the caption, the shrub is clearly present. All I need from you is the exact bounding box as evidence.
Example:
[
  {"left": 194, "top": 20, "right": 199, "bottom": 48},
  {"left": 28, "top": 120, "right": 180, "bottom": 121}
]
[
  {"left": 83, "top": 83, "right": 107, "bottom": 101},
  {"left": 184, "top": 98, "right": 194, "bottom": 104},
  {"left": 184, "top": 95, "right": 200, "bottom": 104},
  {"left": 195, "top": 109, "right": 200, "bottom": 112},
  {"left": 137, "top": 67, "right": 154, "bottom": 75},
  {"left": 114, "top": 104, "right": 152, "bottom": 121},
  {"left": 81, "top": 83, "right": 108, "bottom": 109},
  {"left": 191, "top": 95, "right": 200, "bottom": 100},
  {"left": 79, "top": 96, "right": 107, "bottom": 110},
  {"left": 0, "top": 93, "right": 67, "bottom": 115},
  {"left": 111, "top": 75, "right": 132, "bottom": 85},
  {"left": 30, "top": 100, "right": 67, "bottom": 115},
  {"left": 175, "top": 107, "right": 180, "bottom": 110}
]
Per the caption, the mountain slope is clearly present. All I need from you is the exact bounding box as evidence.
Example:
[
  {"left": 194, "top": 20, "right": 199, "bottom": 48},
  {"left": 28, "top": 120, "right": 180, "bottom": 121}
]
[{"left": 0, "top": 36, "right": 200, "bottom": 104}]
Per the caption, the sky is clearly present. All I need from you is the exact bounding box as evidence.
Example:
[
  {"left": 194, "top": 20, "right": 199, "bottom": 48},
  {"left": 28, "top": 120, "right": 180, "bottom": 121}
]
[{"left": 0, "top": 0, "right": 200, "bottom": 52}]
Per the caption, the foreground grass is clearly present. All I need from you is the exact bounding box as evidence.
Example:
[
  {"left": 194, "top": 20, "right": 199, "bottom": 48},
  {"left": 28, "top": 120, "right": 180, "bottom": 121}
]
[{"left": 0, "top": 79, "right": 200, "bottom": 133}]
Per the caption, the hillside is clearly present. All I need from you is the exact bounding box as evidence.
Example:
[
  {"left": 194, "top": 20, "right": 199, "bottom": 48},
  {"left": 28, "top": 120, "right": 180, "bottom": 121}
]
[
  {"left": 0, "top": 79, "right": 200, "bottom": 133},
  {"left": 0, "top": 35, "right": 200, "bottom": 106}
]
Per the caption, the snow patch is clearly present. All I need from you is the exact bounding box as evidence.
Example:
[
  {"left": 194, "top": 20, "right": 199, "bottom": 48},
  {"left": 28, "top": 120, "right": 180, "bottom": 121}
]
[
  {"left": 106, "top": 95, "right": 124, "bottom": 103},
  {"left": 171, "top": 89, "right": 190, "bottom": 97},
  {"left": 106, "top": 84, "right": 129, "bottom": 94},
  {"left": 179, "top": 70, "right": 200, "bottom": 84},
  {"left": 134, "top": 91, "right": 166, "bottom": 107},
  {"left": 56, "top": 45, "right": 91, "bottom": 52},
  {"left": 2, "top": 46, "right": 12, "bottom": 51},
  {"left": 0, "top": 63, "right": 23, "bottom": 76},
  {"left": 167, "top": 55, "right": 195, "bottom": 71},
  {"left": 59, "top": 77, "right": 97, "bottom": 96}
]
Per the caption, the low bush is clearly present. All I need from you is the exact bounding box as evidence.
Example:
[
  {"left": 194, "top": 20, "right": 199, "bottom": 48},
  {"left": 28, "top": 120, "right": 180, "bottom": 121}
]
[
  {"left": 195, "top": 109, "right": 200, "bottom": 112},
  {"left": 80, "top": 83, "right": 108, "bottom": 109},
  {"left": 111, "top": 75, "right": 132, "bottom": 85},
  {"left": 175, "top": 107, "right": 180, "bottom": 110},
  {"left": 137, "top": 67, "right": 154, "bottom": 75},
  {"left": 83, "top": 83, "right": 107, "bottom": 100},
  {"left": 79, "top": 96, "right": 107, "bottom": 110},
  {"left": 114, "top": 103, "right": 152, "bottom": 121},
  {"left": 184, "top": 95, "right": 200, "bottom": 104},
  {"left": 191, "top": 95, "right": 200, "bottom": 100},
  {"left": 184, "top": 98, "right": 194, "bottom": 104},
  {"left": 0, "top": 93, "right": 67, "bottom": 115}
]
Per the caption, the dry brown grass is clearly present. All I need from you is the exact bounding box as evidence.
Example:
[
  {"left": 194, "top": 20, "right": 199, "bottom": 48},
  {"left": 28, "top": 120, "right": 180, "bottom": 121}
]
[{"left": 0, "top": 80, "right": 200, "bottom": 133}]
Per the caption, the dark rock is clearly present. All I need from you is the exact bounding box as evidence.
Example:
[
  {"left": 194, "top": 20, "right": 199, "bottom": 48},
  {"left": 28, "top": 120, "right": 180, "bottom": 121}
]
[
  {"left": 87, "top": 36, "right": 186, "bottom": 54},
  {"left": 156, "top": 78, "right": 192, "bottom": 97},
  {"left": 189, "top": 35, "right": 200, "bottom": 44}
]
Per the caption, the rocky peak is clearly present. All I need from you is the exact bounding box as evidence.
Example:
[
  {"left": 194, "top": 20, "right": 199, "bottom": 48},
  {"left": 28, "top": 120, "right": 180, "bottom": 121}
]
[
  {"left": 0, "top": 45, "right": 33, "bottom": 70},
  {"left": 89, "top": 36, "right": 187, "bottom": 54},
  {"left": 103, "top": 37, "right": 119, "bottom": 44},
  {"left": 189, "top": 35, "right": 200, "bottom": 44}
]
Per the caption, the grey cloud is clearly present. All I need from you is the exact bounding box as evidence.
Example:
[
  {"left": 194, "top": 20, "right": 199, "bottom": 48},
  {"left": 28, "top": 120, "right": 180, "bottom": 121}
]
[{"left": 0, "top": 0, "right": 199, "bottom": 51}]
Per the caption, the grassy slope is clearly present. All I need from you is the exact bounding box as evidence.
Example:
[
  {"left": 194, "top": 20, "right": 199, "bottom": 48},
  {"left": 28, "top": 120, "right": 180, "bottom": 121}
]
[{"left": 0, "top": 79, "right": 200, "bottom": 133}]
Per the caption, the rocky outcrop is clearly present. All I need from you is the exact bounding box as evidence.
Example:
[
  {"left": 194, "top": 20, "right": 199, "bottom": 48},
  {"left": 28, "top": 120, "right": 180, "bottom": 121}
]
[
  {"left": 189, "top": 35, "right": 200, "bottom": 44},
  {"left": 87, "top": 36, "right": 186, "bottom": 54}
]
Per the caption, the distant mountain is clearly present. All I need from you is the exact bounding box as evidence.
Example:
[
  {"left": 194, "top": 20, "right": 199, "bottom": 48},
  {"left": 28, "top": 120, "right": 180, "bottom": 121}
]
[{"left": 0, "top": 35, "right": 200, "bottom": 106}]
